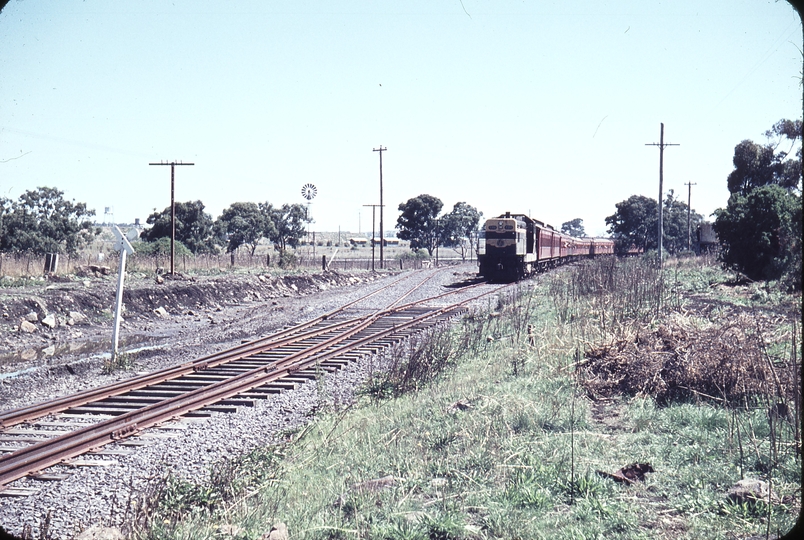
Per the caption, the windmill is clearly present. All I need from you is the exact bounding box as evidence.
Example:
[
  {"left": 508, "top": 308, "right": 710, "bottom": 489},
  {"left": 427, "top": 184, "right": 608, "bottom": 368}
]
[{"left": 301, "top": 183, "right": 317, "bottom": 248}]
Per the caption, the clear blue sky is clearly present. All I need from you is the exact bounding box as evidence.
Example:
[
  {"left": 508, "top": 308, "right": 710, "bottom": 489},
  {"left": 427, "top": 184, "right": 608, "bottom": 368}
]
[{"left": 1, "top": 0, "right": 801, "bottom": 237}]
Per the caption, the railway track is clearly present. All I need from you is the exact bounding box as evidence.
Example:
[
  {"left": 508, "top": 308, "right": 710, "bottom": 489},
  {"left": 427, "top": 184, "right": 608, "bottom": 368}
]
[{"left": 0, "top": 269, "right": 501, "bottom": 495}]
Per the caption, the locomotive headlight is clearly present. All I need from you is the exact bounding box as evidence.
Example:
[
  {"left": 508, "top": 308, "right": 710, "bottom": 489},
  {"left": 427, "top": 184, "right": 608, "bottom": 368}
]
[{"left": 498, "top": 221, "right": 503, "bottom": 226}]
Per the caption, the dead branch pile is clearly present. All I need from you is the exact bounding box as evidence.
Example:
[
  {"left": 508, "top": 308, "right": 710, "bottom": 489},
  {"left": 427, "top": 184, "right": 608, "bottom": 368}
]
[{"left": 580, "top": 314, "right": 798, "bottom": 406}]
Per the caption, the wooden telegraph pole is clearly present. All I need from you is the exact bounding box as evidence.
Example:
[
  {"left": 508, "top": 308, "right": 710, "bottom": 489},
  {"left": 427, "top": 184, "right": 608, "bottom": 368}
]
[
  {"left": 645, "top": 124, "right": 679, "bottom": 265},
  {"left": 685, "top": 181, "right": 697, "bottom": 252},
  {"left": 149, "top": 161, "right": 194, "bottom": 275},
  {"left": 373, "top": 146, "right": 387, "bottom": 269}
]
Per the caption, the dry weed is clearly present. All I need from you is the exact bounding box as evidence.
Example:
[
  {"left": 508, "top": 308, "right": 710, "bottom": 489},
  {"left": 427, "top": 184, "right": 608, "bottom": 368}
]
[{"left": 580, "top": 312, "right": 798, "bottom": 407}]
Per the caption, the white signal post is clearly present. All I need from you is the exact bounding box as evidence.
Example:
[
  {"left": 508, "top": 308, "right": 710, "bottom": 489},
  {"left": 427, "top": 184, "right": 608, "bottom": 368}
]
[{"left": 111, "top": 225, "right": 135, "bottom": 362}]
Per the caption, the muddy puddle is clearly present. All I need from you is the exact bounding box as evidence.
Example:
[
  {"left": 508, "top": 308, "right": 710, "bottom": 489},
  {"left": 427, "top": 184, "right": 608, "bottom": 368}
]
[{"left": 0, "top": 333, "right": 162, "bottom": 377}]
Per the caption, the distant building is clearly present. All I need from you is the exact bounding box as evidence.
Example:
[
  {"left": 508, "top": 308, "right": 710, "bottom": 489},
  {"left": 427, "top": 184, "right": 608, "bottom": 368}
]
[
  {"left": 696, "top": 222, "right": 718, "bottom": 253},
  {"left": 371, "top": 237, "right": 399, "bottom": 246}
]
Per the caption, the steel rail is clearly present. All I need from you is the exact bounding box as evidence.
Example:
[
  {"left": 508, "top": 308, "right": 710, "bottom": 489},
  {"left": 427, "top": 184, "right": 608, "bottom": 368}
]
[
  {"left": 0, "top": 285, "right": 497, "bottom": 487},
  {"left": 0, "top": 270, "right": 436, "bottom": 429},
  {"left": 0, "top": 268, "right": 471, "bottom": 429}
]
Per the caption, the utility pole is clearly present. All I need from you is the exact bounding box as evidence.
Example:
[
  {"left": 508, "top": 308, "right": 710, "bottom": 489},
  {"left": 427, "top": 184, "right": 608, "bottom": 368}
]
[
  {"left": 363, "top": 204, "right": 382, "bottom": 271},
  {"left": 373, "top": 146, "right": 387, "bottom": 269},
  {"left": 149, "top": 160, "right": 194, "bottom": 275},
  {"left": 685, "top": 181, "right": 697, "bottom": 252},
  {"left": 645, "top": 124, "right": 679, "bottom": 265},
  {"left": 434, "top": 218, "right": 440, "bottom": 267}
]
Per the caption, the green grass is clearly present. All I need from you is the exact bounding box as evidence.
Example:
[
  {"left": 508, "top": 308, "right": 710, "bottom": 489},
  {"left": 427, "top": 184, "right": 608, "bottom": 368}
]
[
  {"left": 102, "top": 351, "right": 137, "bottom": 374},
  {"left": 133, "top": 257, "right": 801, "bottom": 540}
]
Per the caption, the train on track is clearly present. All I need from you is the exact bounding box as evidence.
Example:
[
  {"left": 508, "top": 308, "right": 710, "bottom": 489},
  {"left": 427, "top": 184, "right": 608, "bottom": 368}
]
[{"left": 477, "top": 212, "right": 615, "bottom": 282}]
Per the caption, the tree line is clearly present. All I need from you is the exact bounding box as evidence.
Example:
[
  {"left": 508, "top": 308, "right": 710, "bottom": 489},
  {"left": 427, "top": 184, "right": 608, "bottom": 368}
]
[
  {"left": 604, "top": 190, "right": 704, "bottom": 255},
  {"left": 395, "top": 196, "right": 482, "bottom": 260},
  {"left": 0, "top": 193, "right": 311, "bottom": 261},
  {"left": 137, "top": 201, "right": 308, "bottom": 258},
  {"left": 0, "top": 188, "right": 484, "bottom": 262},
  {"left": 606, "top": 118, "right": 800, "bottom": 288}
]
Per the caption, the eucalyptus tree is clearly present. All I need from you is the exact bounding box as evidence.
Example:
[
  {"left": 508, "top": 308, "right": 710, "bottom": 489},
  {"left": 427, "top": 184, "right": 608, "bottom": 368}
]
[
  {"left": 396, "top": 194, "right": 443, "bottom": 255},
  {"left": 0, "top": 187, "right": 98, "bottom": 254},
  {"left": 140, "top": 200, "right": 218, "bottom": 254}
]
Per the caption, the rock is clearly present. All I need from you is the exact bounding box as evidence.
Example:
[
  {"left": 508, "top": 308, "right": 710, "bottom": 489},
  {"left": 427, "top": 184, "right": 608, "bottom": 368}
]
[
  {"left": 289, "top": 283, "right": 298, "bottom": 292},
  {"left": 156, "top": 275, "right": 165, "bottom": 284},
  {"left": 727, "top": 478, "right": 779, "bottom": 504},
  {"left": 74, "top": 525, "right": 125, "bottom": 540},
  {"left": 24, "top": 312, "right": 39, "bottom": 323},
  {"left": 153, "top": 307, "right": 169, "bottom": 318},
  {"left": 87, "top": 265, "right": 111, "bottom": 276},
  {"left": 41, "top": 314, "right": 57, "bottom": 328},
  {"left": 430, "top": 477, "right": 448, "bottom": 487},
  {"left": 260, "top": 522, "right": 288, "bottom": 540},
  {"left": 68, "top": 311, "right": 88, "bottom": 325},
  {"left": 83, "top": 280, "right": 92, "bottom": 287},
  {"left": 42, "top": 345, "right": 56, "bottom": 357},
  {"left": 19, "top": 320, "right": 37, "bottom": 333}
]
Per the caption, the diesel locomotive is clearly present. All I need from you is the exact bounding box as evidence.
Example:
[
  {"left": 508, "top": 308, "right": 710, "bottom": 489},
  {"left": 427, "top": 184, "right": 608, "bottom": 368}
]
[{"left": 477, "top": 212, "right": 614, "bottom": 281}]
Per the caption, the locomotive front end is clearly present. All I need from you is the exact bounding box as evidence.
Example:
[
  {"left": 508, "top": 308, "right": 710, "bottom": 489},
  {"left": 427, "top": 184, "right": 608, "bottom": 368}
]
[{"left": 478, "top": 214, "right": 527, "bottom": 281}]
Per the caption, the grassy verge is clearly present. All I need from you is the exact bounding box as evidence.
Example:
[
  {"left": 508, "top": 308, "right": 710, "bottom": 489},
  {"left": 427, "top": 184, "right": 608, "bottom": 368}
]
[{"left": 133, "top": 256, "right": 801, "bottom": 540}]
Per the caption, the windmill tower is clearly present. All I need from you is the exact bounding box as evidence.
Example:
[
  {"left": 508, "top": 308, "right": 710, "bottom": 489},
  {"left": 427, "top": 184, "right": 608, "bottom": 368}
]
[{"left": 301, "top": 183, "right": 317, "bottom": 248}]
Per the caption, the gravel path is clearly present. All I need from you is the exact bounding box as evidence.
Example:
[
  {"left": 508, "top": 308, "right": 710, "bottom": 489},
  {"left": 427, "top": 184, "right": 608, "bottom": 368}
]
[{"left": 0, "top": 264, "right": 501, "bottom": 539}]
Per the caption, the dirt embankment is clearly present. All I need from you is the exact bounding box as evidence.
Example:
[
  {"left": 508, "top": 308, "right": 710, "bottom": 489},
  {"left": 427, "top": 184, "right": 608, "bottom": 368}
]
[{"left": 0, "top": 269, "right": 380, "bottom": 374}]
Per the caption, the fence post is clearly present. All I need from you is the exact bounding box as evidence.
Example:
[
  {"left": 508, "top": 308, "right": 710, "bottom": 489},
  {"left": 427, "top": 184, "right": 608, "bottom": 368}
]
[
  {"left": 322, "top": 255, "right": 327, "bottom": 271},
  {"left": 44, "top": 253, "right": 59, "bottom": 274}
]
